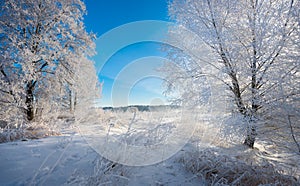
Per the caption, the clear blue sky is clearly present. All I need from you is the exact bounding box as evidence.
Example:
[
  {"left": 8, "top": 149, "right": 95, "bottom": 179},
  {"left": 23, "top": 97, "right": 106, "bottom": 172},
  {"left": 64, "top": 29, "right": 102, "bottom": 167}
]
[{"left": 83, "top": 0, "right": 171, "bottom": 107}]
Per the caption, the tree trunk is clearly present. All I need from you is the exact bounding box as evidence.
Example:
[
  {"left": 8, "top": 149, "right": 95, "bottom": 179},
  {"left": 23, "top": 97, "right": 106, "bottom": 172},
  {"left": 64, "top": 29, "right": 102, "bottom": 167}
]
[
  {"left": 244, "top": 123, "right": 257, "bottom": 148},
  {"left": 74, "top": 92, "right": 77, "bottom": 111},
  {"left": 69, "top": 89, "right": 74, "bottom": 112},
  {"left": 25, "top": 81, "right": 36, "bottom": 121}
]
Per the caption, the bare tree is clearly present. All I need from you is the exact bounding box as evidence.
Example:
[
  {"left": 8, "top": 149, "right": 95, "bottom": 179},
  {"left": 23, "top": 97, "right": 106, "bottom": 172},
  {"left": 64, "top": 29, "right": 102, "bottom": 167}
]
[
  {"left": 0, "top": 0, "right": 97, "bottom": 126},
  {"left": 163, "top": 0, "right": 299, "bottom": 148}
]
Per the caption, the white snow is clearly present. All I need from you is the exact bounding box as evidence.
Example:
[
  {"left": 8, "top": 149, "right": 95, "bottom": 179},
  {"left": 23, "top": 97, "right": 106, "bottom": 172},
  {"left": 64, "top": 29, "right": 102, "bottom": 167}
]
[
  {"left": 0, "top": 130, "right": 96, "bottom": 185},
  {"left": 0, "top": 127, "right": 203, "bottom": 185},
  {"left": 0, "top": 110, "right": 299, "bottom": 185}
]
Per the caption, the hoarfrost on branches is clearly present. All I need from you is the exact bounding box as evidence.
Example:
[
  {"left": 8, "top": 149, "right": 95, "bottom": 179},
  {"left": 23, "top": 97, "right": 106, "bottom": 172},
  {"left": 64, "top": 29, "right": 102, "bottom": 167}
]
[
  {"left": 0, "top": 0, "right": 100, "bottom": 141},
  {"left": 163, "top": 0, "right": 300, "bottom": 149}
]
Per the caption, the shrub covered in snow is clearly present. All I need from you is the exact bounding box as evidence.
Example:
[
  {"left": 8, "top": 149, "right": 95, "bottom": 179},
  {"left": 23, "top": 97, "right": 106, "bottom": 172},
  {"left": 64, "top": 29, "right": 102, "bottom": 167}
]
[{"left": 180, "top": 144, "right": 299, "bottom": 185}]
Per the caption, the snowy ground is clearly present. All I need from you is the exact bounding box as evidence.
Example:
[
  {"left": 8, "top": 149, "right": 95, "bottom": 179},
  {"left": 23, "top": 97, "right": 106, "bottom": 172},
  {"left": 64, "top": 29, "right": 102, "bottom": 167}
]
[
  {"left": 0, "top": 129, "right": 95, "bottom": 185},
  {"left": 0, "top": 110, "right": 299, "bottom": 185},
  {"left": 0, "top": 128, "right": 202, "bottom": 185}
]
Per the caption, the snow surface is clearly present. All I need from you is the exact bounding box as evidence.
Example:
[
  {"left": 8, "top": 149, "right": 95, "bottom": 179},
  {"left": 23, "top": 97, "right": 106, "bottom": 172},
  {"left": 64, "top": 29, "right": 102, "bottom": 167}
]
[
  {"left": 0, "top": 128, "right": 203, "bottom": 185},
  {"left": 0, "top": 110, "right": 299, "bottom": 185}
]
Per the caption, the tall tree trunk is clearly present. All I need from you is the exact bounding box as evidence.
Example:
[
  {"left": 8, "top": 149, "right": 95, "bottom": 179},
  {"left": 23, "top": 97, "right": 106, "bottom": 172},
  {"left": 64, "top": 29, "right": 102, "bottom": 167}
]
[
  {"left": 243, "top": 0, "right": 259, "bottom": 149},
  {"left": 243, "top": 117, "right": 257, "bottom": 148},
  {"left": 25, "top": 80, "right": 36, "bottom": 121}
]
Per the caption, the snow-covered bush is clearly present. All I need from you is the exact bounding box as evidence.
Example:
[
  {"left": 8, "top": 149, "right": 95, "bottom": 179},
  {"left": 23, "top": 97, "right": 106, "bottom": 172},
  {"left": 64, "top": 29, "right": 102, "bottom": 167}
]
[
  {"left": 67, "top": 157, "right": 128, "bottom": 186},
  {"left": 180, "top": 145, "right": 299, "bottom": 185}
]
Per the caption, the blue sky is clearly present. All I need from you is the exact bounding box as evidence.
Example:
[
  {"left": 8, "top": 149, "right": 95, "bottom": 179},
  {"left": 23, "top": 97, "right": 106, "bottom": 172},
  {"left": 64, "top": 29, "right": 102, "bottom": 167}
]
[{"left": 84, "top": 0, "right": 171, "bottom": 107}]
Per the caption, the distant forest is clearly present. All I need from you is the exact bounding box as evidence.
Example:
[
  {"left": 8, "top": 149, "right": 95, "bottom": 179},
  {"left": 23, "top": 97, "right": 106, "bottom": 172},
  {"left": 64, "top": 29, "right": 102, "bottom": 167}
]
[{"left": 102, "top": 105, "right": 180, "bottom": 112}]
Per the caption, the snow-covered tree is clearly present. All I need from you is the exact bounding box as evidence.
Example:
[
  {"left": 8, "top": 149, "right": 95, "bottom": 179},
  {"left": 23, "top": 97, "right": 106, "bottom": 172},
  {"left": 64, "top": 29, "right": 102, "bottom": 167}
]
[
  {"left": 164, "top": 0, "right": 299, "bottom": 148},
  {"left": 0, "top": 0, "right": 98, "bottom": 127}
]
